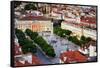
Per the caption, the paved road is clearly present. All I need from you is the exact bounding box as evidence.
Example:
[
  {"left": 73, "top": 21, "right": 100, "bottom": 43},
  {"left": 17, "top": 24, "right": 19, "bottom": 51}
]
[
  {"left": 35, "top": 48, "right": 53, "bottom": 64},
  {"left": 35, "top": 48, "right": 60, "bottom": 64},
  {"left": 42, "top": 34, "right": 79, "bottom": 57}
]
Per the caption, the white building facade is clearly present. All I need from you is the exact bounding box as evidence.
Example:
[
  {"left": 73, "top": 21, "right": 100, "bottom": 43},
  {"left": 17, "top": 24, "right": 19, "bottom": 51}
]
[{"left": 61, "top": 21, "right": 96, "bottom": 40}]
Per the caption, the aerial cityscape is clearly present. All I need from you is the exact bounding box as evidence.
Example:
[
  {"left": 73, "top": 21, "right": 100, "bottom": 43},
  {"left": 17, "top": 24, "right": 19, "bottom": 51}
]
[{"left": 13, "top": 1, "right": 97, "bottom": 67}]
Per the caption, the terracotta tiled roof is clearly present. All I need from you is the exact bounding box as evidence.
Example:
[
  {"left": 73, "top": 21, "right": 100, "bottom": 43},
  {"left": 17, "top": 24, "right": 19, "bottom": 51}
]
[
  {"left": 19, "top": 16, "right": 51, "bottom": 20},
  {"left": 14, "top": 44, "right": 23, "bottom": 56},
  {"left": 63, "top": 21, "right": 88, "bottom": 27},
  {"left": 15, "top": 55, "right": 42, "bottom": 67},
  {"left": 60, "top": 51, "right": 87, "bottom": 63},
  {"left": 15, "top": 60, "right": 32, "bottom": 67},
  {"left": 81, "top": 16, "right": 96, "bottom": 24},
  {"left": 32, "top": 55, "right": 42, "bottom": 64},
  {"left": 14, "top": 41, "right": 42, "bottom": 66}
]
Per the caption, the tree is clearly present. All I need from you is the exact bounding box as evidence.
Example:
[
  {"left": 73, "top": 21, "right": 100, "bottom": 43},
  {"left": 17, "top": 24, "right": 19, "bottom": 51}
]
[
  {"left": 25, "top": 29, "right": 38, "bottom": 40},
  {"left": 68, "top": 36, "right": 81, "bottom": 46},
  {"left": 68, "top": 36, "right": 73, "bottom": 41},
  {"left": 86, "top": 37, "right": 92, "bottom": 43},
  {"left": 14, "top": 1, "right": 22, "bottom": 8},
  {"left": 64, "top": 30, "right": 72, "bottom": 36},
  {"left": 22, "top": 44, "right": 37, "bottom": 54},
  {"left": 21, "top": 38, "right": 37, "bottom": 54},
  {"left": 24, "top": 3, "right": 37, "bottom": 10},
  {"left": 15, "top": 28, "right": 26, "bottom": 40},
  {"left": 54, "top": 27, "right": 72, "bottom": 38},
  {"left": 25, "top": 29, "right": 56, "bottom": 57},
  {"left": 80, "top": 35, "right": 87, "bottom": 44},
  {"left": 34, "top": 36, "right": 47, "bottom": 46},
  {"left": 46, "top": 47, "right": 56, "bottom": 57},
  {"left": 80, "top": 35, "right": 86, "bottom": 41},
  {"left": 15, "top": 29, "right": 37, "bottom": 54},
  {"left": 34, "top": 36, "right": 56, "bottom": 57},
  {"left": 80, "top": 35, "right": 92, "bottom": 45}
]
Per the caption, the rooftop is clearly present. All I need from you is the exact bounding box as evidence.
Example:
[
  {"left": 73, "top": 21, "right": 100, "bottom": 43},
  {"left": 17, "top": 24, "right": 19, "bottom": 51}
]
[
  {"left": 81, "top": 16, "right": 96, "bottom": 24},
  {"left": 19, "top": 16, "right": 52, "bottom": 21},
  {"left": 14, "top": 44, "right": 23, "bottom": 56},
  {"left": 15, "top": 54, "right": 42, "bottom": 67},
  {"left": 60, "top": 51, "right": 87, "bottom": 63}
]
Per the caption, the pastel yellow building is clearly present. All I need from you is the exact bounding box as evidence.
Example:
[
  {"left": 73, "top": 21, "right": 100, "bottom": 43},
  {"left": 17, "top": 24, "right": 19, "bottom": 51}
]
[{"left": 15, "top": 16, "right": 53, "bottom": 34}]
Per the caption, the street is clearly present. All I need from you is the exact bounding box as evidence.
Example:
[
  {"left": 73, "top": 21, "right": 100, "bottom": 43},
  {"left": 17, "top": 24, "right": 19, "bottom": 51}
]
[{"left": 42, "top": 33, "right": 79, "bottom": 57}]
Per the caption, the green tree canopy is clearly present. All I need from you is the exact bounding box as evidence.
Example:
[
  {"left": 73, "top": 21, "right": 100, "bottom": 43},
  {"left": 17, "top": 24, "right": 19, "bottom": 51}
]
[
  {"left": 14, "top": 1, "right": 22, "bottom": 8},
  {"left": 24, "top": 3, "right": 37, "bottom": 10},
  {"left": 21, "top": 38, "right": 37, "bottom": 54},
  {"left": 54, "top": 27, "right": 72, "bottom": 37},
  {"left": 15, "top": 29, "right": 37, "bottom": 54},
  {"left": 25, "top": 29, "right": 38, "bottom": 40},
  {"left": 25, "top": 29, "right": 56, "bottom": 57},
  {"left": 34, "top": 36, "right": 56, "bottom": 57},
  {"left": 15, "top": 28, "right": 26, "bottom": 40},
  {"left": 68, "top": 36, "right": 81, "bottom": 46}
]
